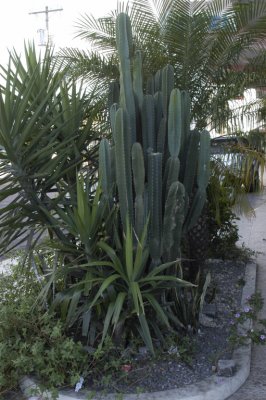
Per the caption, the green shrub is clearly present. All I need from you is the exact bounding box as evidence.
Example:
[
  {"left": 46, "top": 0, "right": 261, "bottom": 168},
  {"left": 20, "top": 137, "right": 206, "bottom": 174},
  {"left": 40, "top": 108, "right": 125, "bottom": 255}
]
[
  {"left": 207, "top": 161, "right": 240, "bottom": 259},
  {"left": 0, "top": 263, "right": 87, "bottom": 396}
]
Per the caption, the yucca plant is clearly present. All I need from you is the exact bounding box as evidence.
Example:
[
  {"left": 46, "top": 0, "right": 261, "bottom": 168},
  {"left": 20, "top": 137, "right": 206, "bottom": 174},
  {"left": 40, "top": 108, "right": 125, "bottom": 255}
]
[{"left": 0, "top": 43, "right": 104, "bottom": 255}]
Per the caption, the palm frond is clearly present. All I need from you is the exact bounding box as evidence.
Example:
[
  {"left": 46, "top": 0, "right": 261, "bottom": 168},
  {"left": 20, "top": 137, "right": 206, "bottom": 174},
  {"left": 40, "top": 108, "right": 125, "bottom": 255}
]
[{"left": 74, "top": 13, "right": 117, "bottom": 55}]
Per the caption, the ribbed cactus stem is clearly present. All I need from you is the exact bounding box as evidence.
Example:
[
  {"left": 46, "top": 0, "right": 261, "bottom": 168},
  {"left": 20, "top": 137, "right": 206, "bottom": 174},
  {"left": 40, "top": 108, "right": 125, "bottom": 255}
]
[
  {"left": 132, "top": 142, "right": 145, "bottom": 238},
  {"left": 157, "top": 117, "right": 167, "bottom": 155},
  {"left": 197, "top": 130, "right": 210, "bottom": 190},
  {"left": 116, "top": 12, "right": 136, "bottom": 144},
  {"left": 162, "top": 181, "right": 185, "bottom": 262},
  {"left": 108, "top": 81, "right": 120, "bottom": 111},
  {"left": 146, "top": 75, "right": 155, "bottom": 95},
  {"left": 168, "top": 88, "right": 182, "bottom": 157},
  {"left": 183, "top": 130, "right": 200, "bottom": 197},
  {"left": 163, "top": 156, "right": 180, "bottom": 199},
  {"left": 154, "top": 91, "right": 163, "bottom": 150},
  {"left": 114, "top": 107, "right": 134, "bottom": 232},
  {"left": 99, "top": 138, "right": 113, "bottom": 205},
  {"left": 162, "top": 64, "right": 174, "bottom": 118},
  {"left": 183, "top": 130, "right": 210, "bottom": 232},
  {"left": 112, "top": 11, "right": 211, "bottom": 268},
  {"left": 142, "top": 94, "right": 156, "bottom": 156},
  {"left": 148, "top": 152, "right": 162, "bottom": 266},
  {"left": 184, "top": 189, "right": 206, "bottom": 232},
  {"left": 154, "top": 69, "right": 162, "bottom": 93},
  {"left": 110, "top": 103, "right": 118, "bottom": 139},
  {"left": 181, "top": 90, "right": 191, "bottom": 143},
  {"left": 133, "top": 50, "right": 144, "bottom": 109}
]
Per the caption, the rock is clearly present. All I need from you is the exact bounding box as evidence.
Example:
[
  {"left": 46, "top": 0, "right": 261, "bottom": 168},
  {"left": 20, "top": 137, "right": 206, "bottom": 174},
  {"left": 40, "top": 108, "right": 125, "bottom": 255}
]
[
  {"left": 202, "top": 303, "right": 218, "bottom": 318},
  {"left": 138, "top": 346, "right": 149, "bottom": 355},
  {"left": 217, "top": 359, "right": 236, "bottom": 377},
  {"left": 167, "top": 346, "right": 180, "bottom": 356},
  {"left": 199, "top": 313, "right": 219, "bottom": 328},
  {"left": 83, "top": 346, "right": 96, "bottom": 354}
]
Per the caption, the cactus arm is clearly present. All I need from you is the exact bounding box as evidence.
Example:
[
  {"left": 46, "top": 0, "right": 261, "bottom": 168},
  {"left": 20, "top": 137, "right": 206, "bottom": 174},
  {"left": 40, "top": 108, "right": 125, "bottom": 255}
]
[
  {"left": 162, "top": 64, "right": 174, "bottom": 118},
  {"left": 132, "top": 142, "right": 145, "bottom": 238},
  {"left": 184, "top": 189, "right": 206, "bottom": 233},
  {"left": 154, "top": 69, "right": 162, "bottom": 93},
  {"left": 133, "top": 50, "right": 144, "bottom": 110},
  {"left": 154, "top": 91, "right": 164, "bottom": 151},
  {"left": 183, "top": 130, "right": 210, "bottom": 232},
  {"left": 157, "top": 117, "right": 167, "bottom": 156},
  {"left": 181, "top": 90, "right": 191, "bottom": 151},
  {"left": 114, "top": 107, "right": 134, "bottom": 232},
  {"left": 148, "top": 152, "right": 162, "bottom": 266},
  {"left": 168, "top": 88, "right": 182, "bottom": 157},
  {"left": 163, "top": 156, "right": 180, "bottom": 199},
  {"left": 197, "top": 130, "right": 210, "bottom": 190},
  {"left": 108, "top": 81, "right": 120, "bottom": 111},
  {"left": 116, "top": 12, "right": 136, "bottom": 144},
  {"left": 162, "top": 181, "right": 185, "bottom": 262},
  {"left": 99, "top": 139, "right": 114, "bottom": 206},
  {"left": 178, "top": 90, "right": 191, "bottom": 175},
  {"left": 142, "top": 94, "right": 156, "bottom": 155},
  {"left": 110, "top": 103, "right": 118, "bottom": 140},
  {"left": 182, "top": 130, "right": 200, "bottom": 197},
  {"left": 146, "top": 75, "right": 155, "bottom": 95}
]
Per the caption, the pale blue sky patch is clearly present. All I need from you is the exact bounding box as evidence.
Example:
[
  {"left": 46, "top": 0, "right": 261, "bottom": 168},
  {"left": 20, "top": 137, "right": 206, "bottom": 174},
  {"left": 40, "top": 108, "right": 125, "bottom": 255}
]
[{"left": 0, "top": 0, "right": 118, "bottom": 65}]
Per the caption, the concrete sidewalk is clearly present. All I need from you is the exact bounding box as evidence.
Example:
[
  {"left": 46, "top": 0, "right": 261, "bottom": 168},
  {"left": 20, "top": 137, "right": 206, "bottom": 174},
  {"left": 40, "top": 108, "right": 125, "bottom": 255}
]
[{"left": 228, "top": 188, "right": 266, "bottom": 400}]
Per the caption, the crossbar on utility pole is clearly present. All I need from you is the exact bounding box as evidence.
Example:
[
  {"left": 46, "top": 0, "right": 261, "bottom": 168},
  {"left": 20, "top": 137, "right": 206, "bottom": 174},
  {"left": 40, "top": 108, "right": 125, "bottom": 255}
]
[{"left": 29, "top": 6, "right": 63, "bottom": 34}]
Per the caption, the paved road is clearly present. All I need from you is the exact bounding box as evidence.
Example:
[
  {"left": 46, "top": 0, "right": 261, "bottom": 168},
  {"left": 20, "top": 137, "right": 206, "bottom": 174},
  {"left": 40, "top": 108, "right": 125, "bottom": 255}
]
[{"left": 228, "top": 187, "right": 266, "bottom": 400}]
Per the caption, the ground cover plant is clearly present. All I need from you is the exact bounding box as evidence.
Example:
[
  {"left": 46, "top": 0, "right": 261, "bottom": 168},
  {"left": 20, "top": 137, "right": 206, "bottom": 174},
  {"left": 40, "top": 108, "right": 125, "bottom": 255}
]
[{"left": 0, "top": 261, "right": 88, "bottom": 399}]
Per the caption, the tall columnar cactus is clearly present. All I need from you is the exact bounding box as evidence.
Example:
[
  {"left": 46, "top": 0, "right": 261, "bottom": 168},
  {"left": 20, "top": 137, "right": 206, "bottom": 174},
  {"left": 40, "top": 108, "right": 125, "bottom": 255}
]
[
  {"left": 132, "top": 143, "right": 145, "bottom": 238},
  {"left": 113, "top": 107, "right": 134, "bottom": 231},
  {"left": 148, "top": 152, "right": 162, "bottom": 264},
  {"left": 101, "top": 12, "right": 210, "bottom": 267},
  {"left": 115, "top": 13, "right": 136, "bottom": 144}
]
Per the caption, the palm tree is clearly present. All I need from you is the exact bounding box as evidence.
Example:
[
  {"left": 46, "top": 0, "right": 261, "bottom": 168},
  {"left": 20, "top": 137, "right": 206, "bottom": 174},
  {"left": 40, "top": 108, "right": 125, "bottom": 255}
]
[
  {"left": 58, "top": 0, "right": 266, "bottom": 131},
  {"left": 54, "top": 0, "right": 266, "bottom": 267}
]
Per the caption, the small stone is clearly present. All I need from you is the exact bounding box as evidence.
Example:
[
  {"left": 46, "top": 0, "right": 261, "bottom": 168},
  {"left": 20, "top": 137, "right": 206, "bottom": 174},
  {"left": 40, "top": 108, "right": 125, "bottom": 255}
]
[
  {"left": 138, "top": 346, "right": 149, "bottom": 355},
  {"left": 83, "top": 346, "right": 96, "bottom": 354},
  {"left": 202, "top": 303, "right": 218, "bottom": 318},
  {"left": 199, "top": 313, "right": 219, "bottom": 328},
  {"left": 217, "top": 359, "right": 236, "bottom": 377},
  {"left": 167, "top": 346, "right": 179, "bottom": 356}
]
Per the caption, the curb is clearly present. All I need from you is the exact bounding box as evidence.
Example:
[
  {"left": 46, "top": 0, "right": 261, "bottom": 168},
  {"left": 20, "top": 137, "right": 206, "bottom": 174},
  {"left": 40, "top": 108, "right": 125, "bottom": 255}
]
[{"left": 20, "top": 262, "right": 257, "bottom": 400}]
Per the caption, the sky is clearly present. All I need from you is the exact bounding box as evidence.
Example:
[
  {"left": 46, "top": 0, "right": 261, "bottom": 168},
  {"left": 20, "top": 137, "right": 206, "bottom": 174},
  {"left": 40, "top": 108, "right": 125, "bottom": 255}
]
[{"left": 0, "top": 0, "right": 118, "bottom": 65}]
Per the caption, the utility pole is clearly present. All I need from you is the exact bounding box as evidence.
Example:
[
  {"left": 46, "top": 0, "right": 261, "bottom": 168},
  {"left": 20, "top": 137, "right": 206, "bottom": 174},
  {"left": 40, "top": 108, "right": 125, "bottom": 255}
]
[{"left": 29, "top": 6, "right": 63, "bottom": 46}]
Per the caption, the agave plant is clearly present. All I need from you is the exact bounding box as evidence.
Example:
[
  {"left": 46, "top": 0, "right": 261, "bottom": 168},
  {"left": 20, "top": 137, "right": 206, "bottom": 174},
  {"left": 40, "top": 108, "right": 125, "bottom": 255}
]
[{"left": 47, "top": 218, "right": 194, "bottom": 354}]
